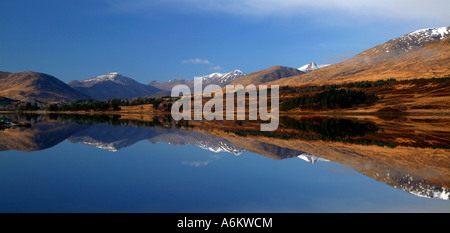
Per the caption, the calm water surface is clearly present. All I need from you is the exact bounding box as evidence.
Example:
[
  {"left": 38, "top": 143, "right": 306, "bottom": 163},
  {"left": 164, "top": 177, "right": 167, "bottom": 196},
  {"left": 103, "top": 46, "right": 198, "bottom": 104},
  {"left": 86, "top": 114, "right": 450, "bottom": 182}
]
[{"left": 0, "top": 114, "right": 449, "bottom": 212}]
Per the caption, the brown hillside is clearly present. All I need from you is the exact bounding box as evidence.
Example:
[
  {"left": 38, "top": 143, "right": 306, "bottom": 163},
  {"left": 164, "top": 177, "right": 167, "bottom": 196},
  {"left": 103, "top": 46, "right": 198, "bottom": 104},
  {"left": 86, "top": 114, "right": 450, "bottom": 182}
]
[
  {"left": 269, "top": 35, "right": 450, "bottom": 86},
  {"left": 0, "top": 71, "right": 90, "bottom": 102},
  {"left": 280, "top": 79, "right": 450, "bottom": 114},
  {"left": 230, "top": 65, "right": 305, "bottom": 86}
]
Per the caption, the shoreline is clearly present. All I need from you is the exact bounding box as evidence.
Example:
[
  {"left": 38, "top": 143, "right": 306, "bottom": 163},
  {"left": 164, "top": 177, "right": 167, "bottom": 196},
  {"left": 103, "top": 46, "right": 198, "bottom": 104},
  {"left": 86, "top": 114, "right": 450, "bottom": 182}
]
[{"left": 1, "top": 110, "right": 449, "bottom": 117}]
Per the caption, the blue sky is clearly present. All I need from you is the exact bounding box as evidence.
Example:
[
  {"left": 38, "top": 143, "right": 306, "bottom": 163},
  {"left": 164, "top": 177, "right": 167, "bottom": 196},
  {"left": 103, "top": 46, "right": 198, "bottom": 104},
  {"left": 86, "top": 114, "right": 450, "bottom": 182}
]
[{"left": 1, "top": 0, "right": 449, "bottom": 83}]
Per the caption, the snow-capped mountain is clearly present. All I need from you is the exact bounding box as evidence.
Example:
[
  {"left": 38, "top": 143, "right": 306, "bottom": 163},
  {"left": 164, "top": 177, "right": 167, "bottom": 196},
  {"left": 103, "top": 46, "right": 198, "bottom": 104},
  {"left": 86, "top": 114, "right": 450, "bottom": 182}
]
[
  {"left": 69, "top": 72, "right": 147, "bottom": 87},
  {"left": 395, "top": 27, "right": 450, "bottom": 51},
  {"left": 361, "top": 26, "right": 450, "bottom": 56},
  {"left": 220, "top": 70, "right": 247, "bottom": 83},
  {"left": 149, "top": 70, "right": 247, "bottom": 91},
  {"left": 198, "top": 70, "right": 247, "bottom": 86},
  {"left": 68, "top": 72, "right": 160, "bottom": 100},
  {"left": 298, "top": 62, "right": 330, "bottom": 73},
  {"left": 196, "top": 72, "right": 223, "bottom": 80}
]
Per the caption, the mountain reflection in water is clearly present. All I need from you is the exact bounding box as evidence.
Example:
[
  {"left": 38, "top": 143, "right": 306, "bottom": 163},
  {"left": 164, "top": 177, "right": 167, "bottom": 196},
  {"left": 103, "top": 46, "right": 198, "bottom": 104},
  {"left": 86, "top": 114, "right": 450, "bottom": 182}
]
[{"left": 0, "top": 113, "right": 449, "bottom": 201}]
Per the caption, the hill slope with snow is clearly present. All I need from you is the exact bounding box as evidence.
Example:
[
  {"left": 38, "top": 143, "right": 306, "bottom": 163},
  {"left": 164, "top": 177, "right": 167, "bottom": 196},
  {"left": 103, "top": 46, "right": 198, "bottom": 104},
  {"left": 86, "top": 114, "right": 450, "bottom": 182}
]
[{"left": 68, "top": 72, "right": 161, "bottom": 100}]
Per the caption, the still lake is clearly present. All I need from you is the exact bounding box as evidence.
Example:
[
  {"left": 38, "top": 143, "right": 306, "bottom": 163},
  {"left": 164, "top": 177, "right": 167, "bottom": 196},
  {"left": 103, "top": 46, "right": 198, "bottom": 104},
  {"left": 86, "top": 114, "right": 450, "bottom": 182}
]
[{"left": 0, "top": 113, "right": 449, "bottom": 212}]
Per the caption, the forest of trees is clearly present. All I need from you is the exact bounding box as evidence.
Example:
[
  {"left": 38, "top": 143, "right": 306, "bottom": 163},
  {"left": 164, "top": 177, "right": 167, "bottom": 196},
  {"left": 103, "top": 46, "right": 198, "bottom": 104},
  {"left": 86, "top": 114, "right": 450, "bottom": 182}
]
[
  {"left": 48, "top": 99, "right": 121, "bottom": 111},
  {"left": 280, "top": 78, "right": 398, "bottom": 94},
  {"left": 47, "top": 97, "right": 169, "bottom": 112},
  {"left": 280, "top": 88, "right": 379, "bottom": 111}
]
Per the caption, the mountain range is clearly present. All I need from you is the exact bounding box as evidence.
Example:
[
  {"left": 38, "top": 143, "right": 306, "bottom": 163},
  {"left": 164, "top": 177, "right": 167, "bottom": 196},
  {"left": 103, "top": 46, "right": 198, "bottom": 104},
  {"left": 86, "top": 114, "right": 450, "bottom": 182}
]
[
  {"left": 149, "top": 69, "right": 247, "bottom": 91},
  {"left": 0, "top": 26, "right": 448, "bottom": 103},
  {"left": 0, "top": 70, "right": 249, "bottom": 102}
]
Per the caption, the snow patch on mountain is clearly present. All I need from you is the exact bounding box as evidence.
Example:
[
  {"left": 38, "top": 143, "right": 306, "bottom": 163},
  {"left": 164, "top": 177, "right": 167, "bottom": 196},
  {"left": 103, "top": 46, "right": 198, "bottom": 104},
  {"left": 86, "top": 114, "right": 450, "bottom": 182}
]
[
  {"left": 396, "top": 26, "right": 450, "bottom": 52},
  {"left": 197, "top": 140, "right": 246, "bottom": 155},
  {"left": 77, "top": 140, "right": 119, "bottom": 152},
  {"left": 195, "top": 70, "right": 247, "bottom": 85},
  {"left": 149, "top": 70, "right": 246, "bottom": 91},
  {"left": 147, "top": 129, "right": 247, "bottom": 156},
  {"left": 69, "top": 72, "right": 137, "bottom": 87},
  {"left": 298, "top": 62, "right": 330, "bottom": 72},
  {"left": 409, "top": 27, "right": 449, "bottom": 40}
]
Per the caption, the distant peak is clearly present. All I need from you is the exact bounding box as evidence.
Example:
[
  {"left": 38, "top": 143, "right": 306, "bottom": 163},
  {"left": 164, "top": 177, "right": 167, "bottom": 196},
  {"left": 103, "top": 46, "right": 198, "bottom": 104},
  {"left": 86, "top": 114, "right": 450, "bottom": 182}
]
[
  {"left": 365, "top": 26, "right": 450, "bottom": 54},
  {"left": 69, "top": 72, "right": 134, "bottom": 87},
  {"left": 99, "top": 72, "right": 122, "bottom": 78},
  {"left": 195, "top": 69, "right": 246, "bottom": 80},
  {"left": 194, "top": 72, "right": 223, "bottom": 80},
  {"left": 408, "top": 26, "right": 449, "bottom": 38},
  {"left": 231, "top": 69, "right": 245, "bottom": 74},
  {"left": 298, "top": 62, "right": 330, "bottom": 72},
  {"left": 92, "top": 72, "right": 127, "bottom": 80}
]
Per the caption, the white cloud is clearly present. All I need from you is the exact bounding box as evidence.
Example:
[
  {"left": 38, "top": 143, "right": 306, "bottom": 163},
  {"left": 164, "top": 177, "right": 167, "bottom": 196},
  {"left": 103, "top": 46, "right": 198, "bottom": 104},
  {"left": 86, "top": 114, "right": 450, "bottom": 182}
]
[
  {"left": 181, "top": 58, "right": 212, "bottom": 65},
  {"left": 108, "top": 0, "right": 450, "bottom": 24}
]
